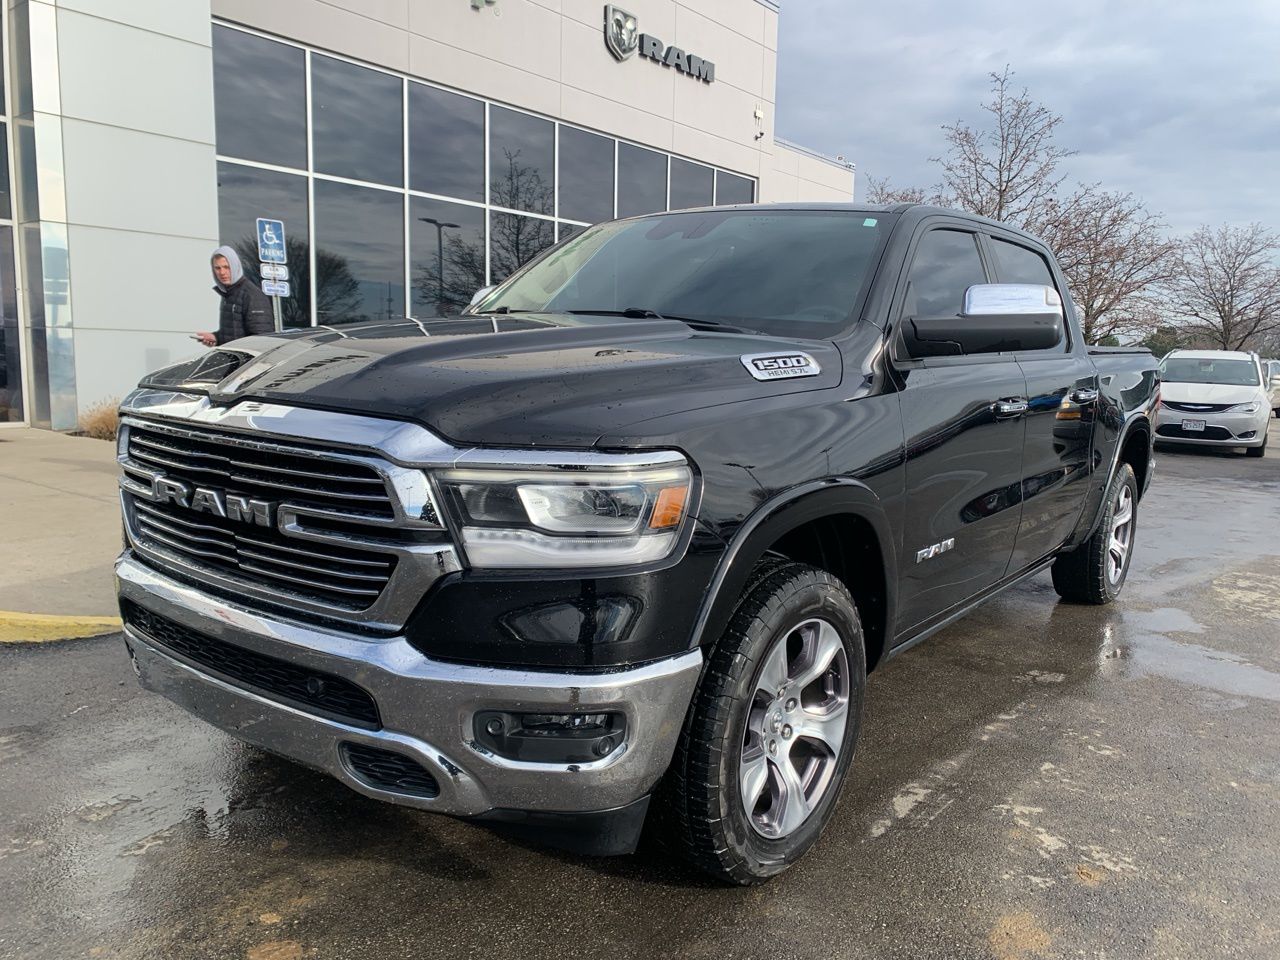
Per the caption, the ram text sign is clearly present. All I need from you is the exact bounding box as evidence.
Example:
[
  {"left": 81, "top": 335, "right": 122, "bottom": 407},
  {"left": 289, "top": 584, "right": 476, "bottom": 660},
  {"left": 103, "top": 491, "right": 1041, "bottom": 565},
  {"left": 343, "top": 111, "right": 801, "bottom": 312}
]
[{"left": 603, "top": 5, "right": 715, "bottom": 83}]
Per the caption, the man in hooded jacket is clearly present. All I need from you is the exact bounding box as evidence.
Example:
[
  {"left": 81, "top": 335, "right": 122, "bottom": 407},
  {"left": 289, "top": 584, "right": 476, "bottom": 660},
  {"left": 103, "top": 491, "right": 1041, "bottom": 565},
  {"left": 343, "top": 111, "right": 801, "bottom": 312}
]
[{"left": 196, "top": 246, "right": 275, "bottom": 346}]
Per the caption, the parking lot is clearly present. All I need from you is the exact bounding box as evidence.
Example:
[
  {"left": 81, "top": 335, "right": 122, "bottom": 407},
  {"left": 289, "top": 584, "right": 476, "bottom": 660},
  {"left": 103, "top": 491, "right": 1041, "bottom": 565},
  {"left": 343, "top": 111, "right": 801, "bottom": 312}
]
[{"left": 2, "top": 421, "right": 1278, "bottom": 960}]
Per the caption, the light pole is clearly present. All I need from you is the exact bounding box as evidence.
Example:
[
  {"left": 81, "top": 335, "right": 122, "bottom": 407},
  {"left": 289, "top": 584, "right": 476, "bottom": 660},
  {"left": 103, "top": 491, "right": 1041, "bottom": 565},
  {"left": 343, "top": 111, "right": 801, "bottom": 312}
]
[{"left": 418, "top": 217, "right": 460, "bottom": 315}]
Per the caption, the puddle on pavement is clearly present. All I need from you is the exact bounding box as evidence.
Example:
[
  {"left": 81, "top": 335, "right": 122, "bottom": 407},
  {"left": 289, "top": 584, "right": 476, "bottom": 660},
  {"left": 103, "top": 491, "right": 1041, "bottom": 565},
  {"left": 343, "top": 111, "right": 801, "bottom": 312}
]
[{"left": 1095, "top": 606, "right": 1280, "bottom": 702}]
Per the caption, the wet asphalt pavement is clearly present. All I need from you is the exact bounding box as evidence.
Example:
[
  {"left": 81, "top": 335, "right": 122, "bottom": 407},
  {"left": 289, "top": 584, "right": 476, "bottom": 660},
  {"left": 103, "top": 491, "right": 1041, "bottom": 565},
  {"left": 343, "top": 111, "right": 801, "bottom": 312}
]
[{"left": 3, "top": 423, "right": 1279, "bottom": 960}]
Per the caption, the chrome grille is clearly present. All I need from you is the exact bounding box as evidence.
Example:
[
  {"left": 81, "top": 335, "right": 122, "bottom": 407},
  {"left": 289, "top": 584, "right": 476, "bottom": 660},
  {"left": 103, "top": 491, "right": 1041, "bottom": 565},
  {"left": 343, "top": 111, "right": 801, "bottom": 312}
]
[
  {"left": 131, "top": 499, "right": 396, "bottom": 610},
  {"left": 125, "top": 422, "right": 394, "bottom": 519},
  {"left": 1161, "top": 401, "right": 1234, "bottom": 414},
  {"left": 116, "top": 399, "right": 462, "bottom": 630}
]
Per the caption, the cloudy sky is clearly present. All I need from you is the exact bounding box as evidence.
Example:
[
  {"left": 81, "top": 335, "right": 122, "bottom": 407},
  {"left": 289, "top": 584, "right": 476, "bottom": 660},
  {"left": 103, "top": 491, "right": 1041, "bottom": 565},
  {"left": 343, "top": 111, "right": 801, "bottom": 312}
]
[{"left": 773, "top": 0, "right": 1280, "bottom": 236}]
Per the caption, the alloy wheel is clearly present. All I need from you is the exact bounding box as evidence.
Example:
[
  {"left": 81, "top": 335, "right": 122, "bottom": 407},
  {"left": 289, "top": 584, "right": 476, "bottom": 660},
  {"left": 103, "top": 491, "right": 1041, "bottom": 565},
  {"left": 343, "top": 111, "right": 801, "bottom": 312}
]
[
  {"left": 1107, "top": 484, "right": 1134, "bottom": 584},
  {"left": 739, "top": 618, "right": 850, "bottom": 839}
]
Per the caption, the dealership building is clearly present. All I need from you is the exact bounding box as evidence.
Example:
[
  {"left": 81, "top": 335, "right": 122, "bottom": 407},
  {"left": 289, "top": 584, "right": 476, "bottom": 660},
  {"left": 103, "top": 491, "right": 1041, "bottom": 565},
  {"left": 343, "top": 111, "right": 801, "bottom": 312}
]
[{"left": 0, "top": 0, "right": 854, "bottom": 431}]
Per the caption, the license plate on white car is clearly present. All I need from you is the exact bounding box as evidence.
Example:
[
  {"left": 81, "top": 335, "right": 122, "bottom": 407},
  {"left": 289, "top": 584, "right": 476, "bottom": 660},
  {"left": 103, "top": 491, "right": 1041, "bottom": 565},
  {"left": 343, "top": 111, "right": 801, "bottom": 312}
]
[{"left": 1181, "top": 419, "right": 1206, "bottom": 432}]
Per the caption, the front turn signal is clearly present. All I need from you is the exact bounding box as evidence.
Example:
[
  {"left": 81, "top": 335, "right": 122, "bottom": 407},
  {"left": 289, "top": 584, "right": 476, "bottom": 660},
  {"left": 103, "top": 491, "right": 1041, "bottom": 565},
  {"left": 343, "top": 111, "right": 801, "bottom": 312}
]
[{"left": 649, "top": 485, "right": 689, "bottom": 529}]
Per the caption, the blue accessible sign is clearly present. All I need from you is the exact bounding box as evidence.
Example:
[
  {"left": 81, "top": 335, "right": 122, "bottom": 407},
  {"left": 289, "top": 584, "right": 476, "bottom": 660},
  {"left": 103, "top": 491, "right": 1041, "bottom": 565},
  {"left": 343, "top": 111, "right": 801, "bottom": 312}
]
[{"left": 256, "top": 218, "right": 286, "bottom": 264}]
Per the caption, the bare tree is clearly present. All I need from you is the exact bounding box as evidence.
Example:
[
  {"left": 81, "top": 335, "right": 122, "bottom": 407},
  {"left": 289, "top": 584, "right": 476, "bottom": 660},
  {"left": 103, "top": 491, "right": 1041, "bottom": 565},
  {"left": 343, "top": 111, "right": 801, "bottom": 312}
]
[
  {"left": 863, "top": 70, "right": 1180, "bottom": 344},
  {"left": 1165, "top": 224, "right": 1280, "bottom": 350},
  {"left": 863, "top": 175, "right": 930, "bottom": 205},
  {"left": 1032, "top": 186, "right": 1177, "bottom": 344},
  {"left": 234, "top": 236, "right": 361, "bottom": 326},
  {"left": 934, "top": 67, "right": 1073, "bottom": 225}
]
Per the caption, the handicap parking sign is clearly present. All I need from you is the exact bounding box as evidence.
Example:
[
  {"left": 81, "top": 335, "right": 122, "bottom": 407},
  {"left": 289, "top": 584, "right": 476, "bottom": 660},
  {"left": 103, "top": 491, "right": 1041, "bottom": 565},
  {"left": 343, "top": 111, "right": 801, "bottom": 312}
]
[{"left": 257, "top": 218, "right": 286, "bottom": 264}]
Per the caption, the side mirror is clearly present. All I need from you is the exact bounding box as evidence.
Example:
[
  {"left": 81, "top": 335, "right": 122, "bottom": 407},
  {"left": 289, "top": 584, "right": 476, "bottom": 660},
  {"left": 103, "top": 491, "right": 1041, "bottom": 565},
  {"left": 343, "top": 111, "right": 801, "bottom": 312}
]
[
  {"left": 904, "top": 284, "right": 1065, "bottom": 358},
  {"left": 466, "top": 285, "right": 495, "bottom": 312}
]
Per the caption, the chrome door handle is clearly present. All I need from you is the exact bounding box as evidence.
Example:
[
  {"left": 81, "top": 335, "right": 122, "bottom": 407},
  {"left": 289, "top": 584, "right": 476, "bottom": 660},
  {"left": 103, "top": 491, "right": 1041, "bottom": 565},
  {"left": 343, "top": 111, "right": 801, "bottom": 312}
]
[
  {"left": 993, "top": 399, "right": 1029, "bottom": 418},
  {"left": 1070, "top": 388, "right": 1100, "bottom": 404}
]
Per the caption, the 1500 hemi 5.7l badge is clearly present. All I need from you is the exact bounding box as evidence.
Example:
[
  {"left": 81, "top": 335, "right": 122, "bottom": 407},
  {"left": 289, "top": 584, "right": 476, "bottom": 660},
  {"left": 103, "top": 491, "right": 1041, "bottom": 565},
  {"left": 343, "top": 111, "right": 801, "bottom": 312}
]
[{"left": 740, "top": 352, "right": 822, "bottom": 381}]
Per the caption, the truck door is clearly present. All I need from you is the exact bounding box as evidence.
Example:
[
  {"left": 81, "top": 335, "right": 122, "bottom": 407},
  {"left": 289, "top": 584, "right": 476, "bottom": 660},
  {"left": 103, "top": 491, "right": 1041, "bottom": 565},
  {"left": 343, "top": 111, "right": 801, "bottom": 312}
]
[
  {"left": 984, "top": 234, "right": 1097, "bottom": 571},
  {"left": 892, "top": 225, "right": 1028, "bottom": 633}
]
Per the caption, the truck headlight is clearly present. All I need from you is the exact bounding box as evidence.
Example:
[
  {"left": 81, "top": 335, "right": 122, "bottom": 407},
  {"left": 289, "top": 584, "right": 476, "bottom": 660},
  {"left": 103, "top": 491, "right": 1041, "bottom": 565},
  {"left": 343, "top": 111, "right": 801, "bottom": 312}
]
[
  {"left": 1228, "top": 401, "right": 1261, "bottom": 414},
  {"left": 437, "top": 462, "right": 693, "bottom": 569}
]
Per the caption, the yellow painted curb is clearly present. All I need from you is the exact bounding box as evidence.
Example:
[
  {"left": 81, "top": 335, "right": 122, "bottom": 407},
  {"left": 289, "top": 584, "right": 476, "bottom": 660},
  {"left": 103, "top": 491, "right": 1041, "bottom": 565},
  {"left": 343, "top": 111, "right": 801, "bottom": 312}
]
[{"left": 0, "top": 611, "right": 123, "bottom": 644}]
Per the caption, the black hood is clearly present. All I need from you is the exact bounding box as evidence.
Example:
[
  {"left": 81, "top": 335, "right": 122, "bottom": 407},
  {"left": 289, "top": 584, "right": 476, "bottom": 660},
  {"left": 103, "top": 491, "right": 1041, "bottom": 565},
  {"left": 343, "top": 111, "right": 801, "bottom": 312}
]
[{"left": 142, "top": 315, "right": 844, "bottom": 448}]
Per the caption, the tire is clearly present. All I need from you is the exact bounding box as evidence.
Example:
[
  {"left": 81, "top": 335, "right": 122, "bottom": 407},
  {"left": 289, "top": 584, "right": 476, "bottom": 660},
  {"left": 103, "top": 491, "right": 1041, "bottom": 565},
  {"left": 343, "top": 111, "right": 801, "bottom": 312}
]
[
  {"left": 662, "top": 561, "right": 866, "bottom": 885},
  {"left": 1051, "top": 463, "right": 1137, "bottom": 604},
  {"left": 1246, "top": 435, "right": 1267, "bottom": 458}
]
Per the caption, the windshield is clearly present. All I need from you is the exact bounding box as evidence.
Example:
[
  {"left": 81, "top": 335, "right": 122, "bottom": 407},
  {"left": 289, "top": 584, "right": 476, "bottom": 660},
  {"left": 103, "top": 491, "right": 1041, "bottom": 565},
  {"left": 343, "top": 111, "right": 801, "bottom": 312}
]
[
  {"left": 474, "top": 210, "right": 893, "bottom": 340},
  {"left": 1160, "top": 357, "right": 1260, "bottom": 386}
]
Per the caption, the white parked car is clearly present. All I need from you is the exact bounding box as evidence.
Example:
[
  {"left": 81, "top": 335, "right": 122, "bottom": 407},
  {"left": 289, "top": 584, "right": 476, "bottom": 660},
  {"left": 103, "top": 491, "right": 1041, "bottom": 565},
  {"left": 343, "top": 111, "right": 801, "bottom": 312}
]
[
  {"left": 1155, "top": 350, "right": 1270, "bottom": 458},
  {"left": 1266, "top": 359, "right": 1280, "bottom": 416}
]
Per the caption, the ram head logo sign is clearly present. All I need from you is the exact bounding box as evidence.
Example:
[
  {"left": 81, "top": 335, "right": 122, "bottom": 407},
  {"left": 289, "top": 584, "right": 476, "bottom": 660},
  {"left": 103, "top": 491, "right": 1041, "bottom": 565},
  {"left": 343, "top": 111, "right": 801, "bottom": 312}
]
[{"left": 604, "top": 5, "right": 639, "bottom": 61}]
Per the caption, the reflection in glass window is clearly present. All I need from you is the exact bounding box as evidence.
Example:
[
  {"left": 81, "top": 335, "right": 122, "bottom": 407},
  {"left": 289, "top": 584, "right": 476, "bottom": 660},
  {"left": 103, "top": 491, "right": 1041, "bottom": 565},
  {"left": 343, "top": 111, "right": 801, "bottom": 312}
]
[
  {"left": 213, "top": 26, "right": 306, "bottom": 169},
  {"left": 617, "top": 144, "right": 667, "bottom": 218},
  {"left": 490, "top": 212, "right": 554, "bottom": 283},
  {"left": 715, "top": 170, "right": 755, "bottom": 205},
  {"left": 411, "top": 197, "right": 485, "bottom": 318},
  {"left": 904, "top": 230, "right": 986, "bottom": 318},
  {"left": 216, "top": 162, "right": 311, "bottom": 327},
  {"left": 558, "top": 127, "right": 614, "bottom": 224},
  {"left": 313, "top": 180, "right": 404, "bottom": 323},
  {"left": 0, "top": 227, "right": 21, "bottom": 423},
  {"left": 311, "top": 55, "right": 402, "bottom": 186},
  {"left": 409, "top": 83, "right": 484, "bottom": 203},
  {"left": 991, "top": 238, "right": 1055, "bottom": 287},
  {"left": 490, "top": 107, "right": 554, "bottom": 216},
  {"left": 669, "top": 158, "right": 713, "bottom": 211},
  {"left": 557, "top": 222, "right": 585, "bottom": 243},
  {"left": 0, "top": 123, "right": 10, "bottom": 220}
]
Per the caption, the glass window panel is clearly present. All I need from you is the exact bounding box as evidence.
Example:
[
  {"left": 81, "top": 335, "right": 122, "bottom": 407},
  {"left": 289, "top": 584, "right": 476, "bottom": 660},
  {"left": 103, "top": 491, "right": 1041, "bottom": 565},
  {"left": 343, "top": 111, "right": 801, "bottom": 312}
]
[
  {"left": 669, "top": 158, "right": 713, "bottom": 211},
  {"left": 313, "top": 180, "right": 404, "bottom": 324},
  {"left": 216, "top": 162, "right": 311, "bottom": 328},
  {"left": 715, "top": 170, "right": 754, "bottom": 205},
  {"left": 489, "top": 106, "right": 554, "bottom": 216},
  {"left": 0, "top": 227, "right": 21, "bottom": 422},
  {"left": 490, "top": 212, "right": 554, "bottom": 283},
  {"left": 0, "top": 16, "right": 6, "bottom": 111},
  {"left": 558, "top": 126, "right": 614, "bottom": 224},
  {"left": 409, "top": 83, "right": 484, "bottom": 203},
  {"left": 311, "top": 55, "right": 403, "bottom": 186},
  {"left": 557, "top": 222, "right": 585, "bottom": 243},
  {"left": 411, "top": 197, "right": 486, "bottom": 318},
  {"left": 0, "top": 123, "right": 10, "bottom": 219},
  {"left": 212, "top": 26, "right": 306, "bottom": 169},
  {"left": 617, "top": 144, "right": 666, "bottom": 218},
  {"left": 904, "top": 230, "right": 987, "bottom": 318},
  {"left": 991, "top": 237, "right": 1056, "bottom": 287}
]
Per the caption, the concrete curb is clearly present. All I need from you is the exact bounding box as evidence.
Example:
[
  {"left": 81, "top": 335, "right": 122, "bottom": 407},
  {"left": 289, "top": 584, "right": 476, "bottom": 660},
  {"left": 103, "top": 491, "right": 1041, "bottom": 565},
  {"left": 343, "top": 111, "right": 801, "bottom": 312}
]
[{"left": 0, "top": 611, "right": 123, "bottom": 644}]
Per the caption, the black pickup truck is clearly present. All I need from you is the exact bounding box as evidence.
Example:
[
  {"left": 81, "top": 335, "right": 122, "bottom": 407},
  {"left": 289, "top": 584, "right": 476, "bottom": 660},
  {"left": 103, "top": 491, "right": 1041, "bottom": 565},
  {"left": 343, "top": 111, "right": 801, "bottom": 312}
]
[{"left": 115, "top": 203, "right": 1158, "bottom": 884}]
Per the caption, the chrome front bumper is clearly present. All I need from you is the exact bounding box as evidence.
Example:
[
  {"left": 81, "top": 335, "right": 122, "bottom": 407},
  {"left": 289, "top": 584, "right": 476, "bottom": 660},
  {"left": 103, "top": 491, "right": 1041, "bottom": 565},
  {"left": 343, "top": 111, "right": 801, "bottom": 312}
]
[{"left": 116, "top": 554, "right": 702, "bottom": 817}]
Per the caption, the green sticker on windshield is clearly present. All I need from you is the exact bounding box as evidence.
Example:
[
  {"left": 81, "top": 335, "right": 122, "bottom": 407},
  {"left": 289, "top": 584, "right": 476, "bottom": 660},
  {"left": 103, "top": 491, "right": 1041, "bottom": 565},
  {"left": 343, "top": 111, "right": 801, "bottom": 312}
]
[{"left": 863, "top": 218, "right": 878, "bottom": 227}]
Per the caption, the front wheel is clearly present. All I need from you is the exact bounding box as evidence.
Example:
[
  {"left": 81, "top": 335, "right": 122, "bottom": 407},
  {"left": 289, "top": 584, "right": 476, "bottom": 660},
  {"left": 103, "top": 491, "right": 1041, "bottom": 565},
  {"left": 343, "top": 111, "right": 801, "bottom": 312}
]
[
  {"left": 663, "top": 561, "right": 866, "bottom": 885},
  {"left": 1245, "top": 434, "right": 1267, "bottom": 458},
  {"left": 1051, "top": 462, "right": 1137, "bottom": 604}
]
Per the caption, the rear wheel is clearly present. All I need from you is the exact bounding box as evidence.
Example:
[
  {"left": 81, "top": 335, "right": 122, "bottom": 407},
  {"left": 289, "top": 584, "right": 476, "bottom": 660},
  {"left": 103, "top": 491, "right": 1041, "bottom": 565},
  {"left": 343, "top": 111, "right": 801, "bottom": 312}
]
[
  {"left": 1051, "top": 463, "right": 1137, "bottom": 604},
  {"left": 663, "top": 561, "right": 866, "bottom": 885}
]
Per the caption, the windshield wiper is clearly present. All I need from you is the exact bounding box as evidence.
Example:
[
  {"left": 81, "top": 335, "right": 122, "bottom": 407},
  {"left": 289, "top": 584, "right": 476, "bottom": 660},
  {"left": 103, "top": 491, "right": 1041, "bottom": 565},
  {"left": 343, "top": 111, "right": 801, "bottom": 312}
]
[{"left": 565, "top": 308, "right": 748, "bottom": 332}]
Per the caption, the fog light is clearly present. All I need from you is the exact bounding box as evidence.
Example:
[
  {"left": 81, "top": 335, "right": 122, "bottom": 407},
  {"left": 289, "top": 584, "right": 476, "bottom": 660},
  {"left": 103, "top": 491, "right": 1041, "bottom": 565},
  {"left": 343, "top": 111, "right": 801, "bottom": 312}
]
[
  {"left": 1239, "top": 431, "right": 1257, "bottom": 440},
  {"left": 473, "top": 710, "right": 625, "bottom": 764}
]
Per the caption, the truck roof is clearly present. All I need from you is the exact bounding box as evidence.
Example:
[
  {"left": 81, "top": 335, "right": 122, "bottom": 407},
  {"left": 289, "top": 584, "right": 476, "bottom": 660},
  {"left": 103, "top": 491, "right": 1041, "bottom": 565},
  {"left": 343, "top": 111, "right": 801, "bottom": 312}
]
[{"left": 655, "top": 202, "right": 1049, "bottom": 246}]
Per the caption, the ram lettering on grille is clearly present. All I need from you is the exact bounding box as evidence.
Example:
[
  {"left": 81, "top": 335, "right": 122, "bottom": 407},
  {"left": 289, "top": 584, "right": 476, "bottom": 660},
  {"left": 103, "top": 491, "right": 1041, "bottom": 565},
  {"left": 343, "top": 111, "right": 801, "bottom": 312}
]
[{"left": 145, "top": 475, "right": 275, "bottom": 527}]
